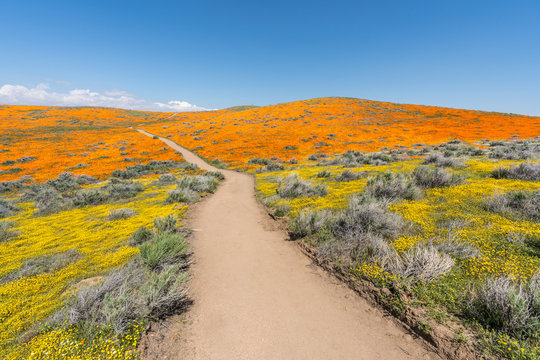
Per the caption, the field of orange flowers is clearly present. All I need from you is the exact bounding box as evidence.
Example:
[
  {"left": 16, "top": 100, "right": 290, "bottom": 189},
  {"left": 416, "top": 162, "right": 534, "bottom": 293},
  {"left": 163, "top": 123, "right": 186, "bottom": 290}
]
[
  {"left": 139, "top": 97, "right": 540, "bottom": 169},
  {"left": 0, "top": 105, "right": 191, "bottom": 182}
]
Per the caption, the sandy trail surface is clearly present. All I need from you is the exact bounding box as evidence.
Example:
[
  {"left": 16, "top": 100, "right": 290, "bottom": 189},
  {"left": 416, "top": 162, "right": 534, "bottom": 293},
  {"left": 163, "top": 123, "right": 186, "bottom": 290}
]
[{"left": 137, "top": 129, "right": 440, "bottom": 360}]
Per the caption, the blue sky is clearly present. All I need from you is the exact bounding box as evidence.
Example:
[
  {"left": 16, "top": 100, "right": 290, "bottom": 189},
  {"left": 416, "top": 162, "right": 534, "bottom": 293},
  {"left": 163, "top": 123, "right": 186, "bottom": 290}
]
[{"left": 0, "top": 0, "right": 539, "bottom": 114}]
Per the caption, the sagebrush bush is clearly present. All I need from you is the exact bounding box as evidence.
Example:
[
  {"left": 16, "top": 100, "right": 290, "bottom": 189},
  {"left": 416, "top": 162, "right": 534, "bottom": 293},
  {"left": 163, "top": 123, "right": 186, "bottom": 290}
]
[
  {"left": 139, "top": 232, "right": 189, "bottom": 270},
  {"left": 153, "top": 214, "right": 177, "bottom": 233},
  {"left": 206, "top": 171, "right": 225, "bottom": 180},
  {"left": 424, "top": 152, "right": 463, "bottom": 167},
  {"left": 130, "top": 226, "right": 154, "bottom": 246},
  {"left": 335, "top": 170, "right": 365, "bottom": 182},
  {"left": 258, "top": 163, "right": 285, "bottom": 172},
  {"left": 290, "top": 209, "right": 334, "bottom": 238},
  {"left": 491, "top": 163, "right": 540, "bottom": 181},
  {"left": 140, "top": 264, "right": 189, "bottom": 318},
  {"left": 278, "top": 174, "right": 327, "bottom": 198},
  {"left": 467, "top": 273, "right": 540, "bottom": 339},
  {"left": 0, "top": 198, "right": 20, "bottom": 218},
  {"left": 412, "top": 166, "right": 463, "bottom": 188},
  {"left": 0, "top": 221, "right": 19, "bottom": 243},
  {"left": 365, "top": 172, "right": 422, "bottom": 201},
  {"left": 0, "top": 175, "right": 32, "bottom": 194},
  {"left": 485, "top": 190, "right": 540, "bottom": 222},
  {"left": 332, "top": 194, "right": 404, "bottom": 242},
  {"left": 106, "top": 208, "right": 136, "bottom": 221},
  {"left": 158, "top": 174, "right": 176, "bottom": 184},
  {"left": 72, "top": 189, "right": 108, "bottom": 207},
  {"left": 105, "top": 179, "right": 145, "bottom": 199},
  {"left": 177, "top": 175, "right": 217, "bottom": 193},
  {"left": 165, "top": 188, "right": 198, "bottom": 204},
  {"left": 390, "top": 244, "right": 455, "bottom": 283},
  {"left": 316, "top": 169, "right": 331, "bottom": 178}
]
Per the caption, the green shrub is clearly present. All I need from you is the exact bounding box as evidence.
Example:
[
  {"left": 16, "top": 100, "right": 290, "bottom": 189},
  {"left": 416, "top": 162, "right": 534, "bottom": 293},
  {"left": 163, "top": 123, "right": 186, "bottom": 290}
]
[
  {"left": 139, "top": 232, "right": 188, "bottom": 270},
  {"left": 365, "top": 172, "right": 422, "bottom": 201},
  {"left": 278, "top": 174, "right": 327, "bottom": 198}
]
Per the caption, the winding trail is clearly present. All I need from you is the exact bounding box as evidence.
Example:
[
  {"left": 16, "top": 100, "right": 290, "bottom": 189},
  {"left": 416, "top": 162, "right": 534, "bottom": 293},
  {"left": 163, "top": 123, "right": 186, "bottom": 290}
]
[{"left": 137, "top": 129, "right": 440, "bottom": 360}]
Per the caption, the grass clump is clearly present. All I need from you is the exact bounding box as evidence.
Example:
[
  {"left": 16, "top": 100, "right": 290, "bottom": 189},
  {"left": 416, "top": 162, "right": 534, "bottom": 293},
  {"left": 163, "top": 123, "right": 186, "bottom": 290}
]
[
  {"left": 177, "top": 175, "right": 217, "bottom": 193},
  {"left": 0, "top": 198, "right": 20, "bottom": 218},
  {"left": 365, "top": 172, "right": 422, "bottom": 201},
  {"left": 165, "top": 188, "right": 198, "bottom": 204},
  {"left": 424, "top": 152, "right": 463, "bottom": 167},
  {"left": 412, "top": 166, "right": 463, "bottom": 189},
  {"left": 106, "top": 208, "right": 136, "bottom": 221},
  {"left": 130, "top": 226, "right": 154, "bottom": 246},
  {"left": 390, "top": 244, "right": 455, "bottom": 284},
  {"left": 278, "top": 174, "right": 327, "bottom": 198},
  {"left": 467, "top": 272, "right": 540, "bottom": 340},
  {"left": 491, "top": 162, "right": 540, "bottom": 181},
  {"left": 290, "top": 209, "right": 334, "bottom": 239},
  {"left": 139, "top": 232, "right": 189, "bottom": 270},
  {"left": 335, "top": 170, "right": 365, "bottom": 182},
  {"left": 0, "top": 221, "right": 19, "bottom": 243},
  {"left": 154, "top": 214, "right": 178, "bottom": 233},
  {"left": 485, "top": 190, "right": 540, "bottom": 222}
]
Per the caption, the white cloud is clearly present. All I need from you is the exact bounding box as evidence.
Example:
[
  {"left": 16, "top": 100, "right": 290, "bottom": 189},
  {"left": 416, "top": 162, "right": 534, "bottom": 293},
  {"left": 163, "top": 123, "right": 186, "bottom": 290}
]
[{"left": 0, "top": 83, "right": 211, "bottom": 112}]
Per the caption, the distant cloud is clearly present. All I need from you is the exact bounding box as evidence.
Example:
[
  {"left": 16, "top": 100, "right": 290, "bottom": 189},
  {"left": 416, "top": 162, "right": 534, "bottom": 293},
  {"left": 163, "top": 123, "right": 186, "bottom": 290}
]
[{"left": 0, "top": 83, "right": 210, "bottom": 112}]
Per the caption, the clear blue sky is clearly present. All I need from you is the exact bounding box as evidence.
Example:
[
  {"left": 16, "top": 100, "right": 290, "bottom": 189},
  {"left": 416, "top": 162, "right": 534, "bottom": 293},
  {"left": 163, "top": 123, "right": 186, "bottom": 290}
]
[{"left": 1, "top": 0, "right": 539, "bottom": 114}]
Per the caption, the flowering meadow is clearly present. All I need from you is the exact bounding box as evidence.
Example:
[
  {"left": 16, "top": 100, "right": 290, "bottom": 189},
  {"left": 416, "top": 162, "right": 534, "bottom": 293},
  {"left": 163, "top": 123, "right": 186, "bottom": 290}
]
[
  {"left": 140, "top": 97, "right": 540, "bottom": 169},
  {"left": 1, "top": 99, "right": 540, "bottom": 359},
  {"left": 0, "top": 105, "right": 188, "bottom": 182},
  {"left": 0, "top": 162, "right": 223, "bottom": 359},
  {"left": 255, "top": 139, "right": 540, "bottom": 359}
]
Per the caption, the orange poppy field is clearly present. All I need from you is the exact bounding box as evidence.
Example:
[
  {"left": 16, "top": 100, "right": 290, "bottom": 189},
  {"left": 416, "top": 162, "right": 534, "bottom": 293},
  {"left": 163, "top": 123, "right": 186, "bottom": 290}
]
[
  {"left": 139, "top": 97, "right": 540, "bottom": 169},
  {"left": 2, "top": 98, "right": 539, "bottom": 181}
]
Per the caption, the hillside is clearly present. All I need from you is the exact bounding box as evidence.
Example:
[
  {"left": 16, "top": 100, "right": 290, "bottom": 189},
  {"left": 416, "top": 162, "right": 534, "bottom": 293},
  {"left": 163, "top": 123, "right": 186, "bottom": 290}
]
[{"left": 140, "top": 97, "right": 540, "bottom": 169}]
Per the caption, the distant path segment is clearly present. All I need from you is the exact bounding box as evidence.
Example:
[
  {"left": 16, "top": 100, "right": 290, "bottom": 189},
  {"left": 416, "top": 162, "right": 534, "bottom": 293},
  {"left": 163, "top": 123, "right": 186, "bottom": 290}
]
[{"left": 136, "top": 129, "right": 440, "bottom": 360}]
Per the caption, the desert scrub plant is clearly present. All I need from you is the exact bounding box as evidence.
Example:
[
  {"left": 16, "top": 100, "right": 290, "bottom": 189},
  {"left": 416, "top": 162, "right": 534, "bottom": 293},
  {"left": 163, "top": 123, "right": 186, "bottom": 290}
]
[
  {"left": 390, "top": 244, "right": 455, "bottom": 284},
  {"left": 424, "top": 152, "right": 463, "bottom": 167},
  {"left": 140, "top": 264, "right": 189, "bottom": 318},
  {"left": 365, "top": 172, "right": 422, "bottom": 201},
  {"left": 0, "top": 198, "right": 19, "bottom": 218},
  {"left": 290, "top": 209, "right": 334, "bottom": 239},
  {"left": 153, "top": 214, "right": 178, "bottom": 233},
  {"left": 248, "top": 157, "right": 270, "bottom": 165},
  {"left": 0, "top": 220, "right": 19, "bottom": 242},
  {"left": 335, "top": 170, "right": 366, "bottom": 182},
  {"left": 139, "top": 232, "right": 189, "bottom": 270},
  {"left": 111, "top": 160, "right": 184, "bottom": 179},
  {"left": 485, "top": 190, "right": 540, "bottom": 222},
  {"left": 106, "top": 208, "right": 136, "bottom": 221},
  {"left": 130, "top": 226, "right": 154, "bottom": 246},
  {"left": 105, "top": 179, "right": 145, "bottom": 199},
  {"left": 278, "top": 174, "right": 328, "bottom": 198},
  {"left": 333, "top": 194, "right": 404, "bottom": 241},
  {"left": 0, "top": 176, "right": 32, "bottom": 194},
  {"left": 177, "top": 175, "right": 217, "bottom": 193},
  {"left": 206, "top": 171, "right": 225, "bottom": 180},
  {"left": 467, "top": 272, "right": 540, "bottom": 339},
  {"left": 316, "top": 169, "right": 331, "bottom": 178},
  {"left": 258, "top": 163, "right": 285, "bottom": 172},
  {"left": 412, "top": 166, "right": 463, "bottom": 189},
  {"left": 491, "top": 162, "right": 540, "bottom": 181},
  {"left": 165, "top": 188, "right": 198, "bottom": 204},
  {"left": 157, "top": 173, "right": 176, "bottom": 184}
]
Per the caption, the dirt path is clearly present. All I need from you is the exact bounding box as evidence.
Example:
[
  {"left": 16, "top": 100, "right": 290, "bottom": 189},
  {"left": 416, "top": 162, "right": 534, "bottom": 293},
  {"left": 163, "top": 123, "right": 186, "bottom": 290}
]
[{"left": 137, "top": 129, "right": 441, "bottom": 360}]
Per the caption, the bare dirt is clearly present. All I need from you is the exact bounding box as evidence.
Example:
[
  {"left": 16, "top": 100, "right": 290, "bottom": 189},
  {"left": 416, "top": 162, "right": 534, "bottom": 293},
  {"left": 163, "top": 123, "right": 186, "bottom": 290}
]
[{"left": 137, "top": 129, "right": 441, "bottom": 360}]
